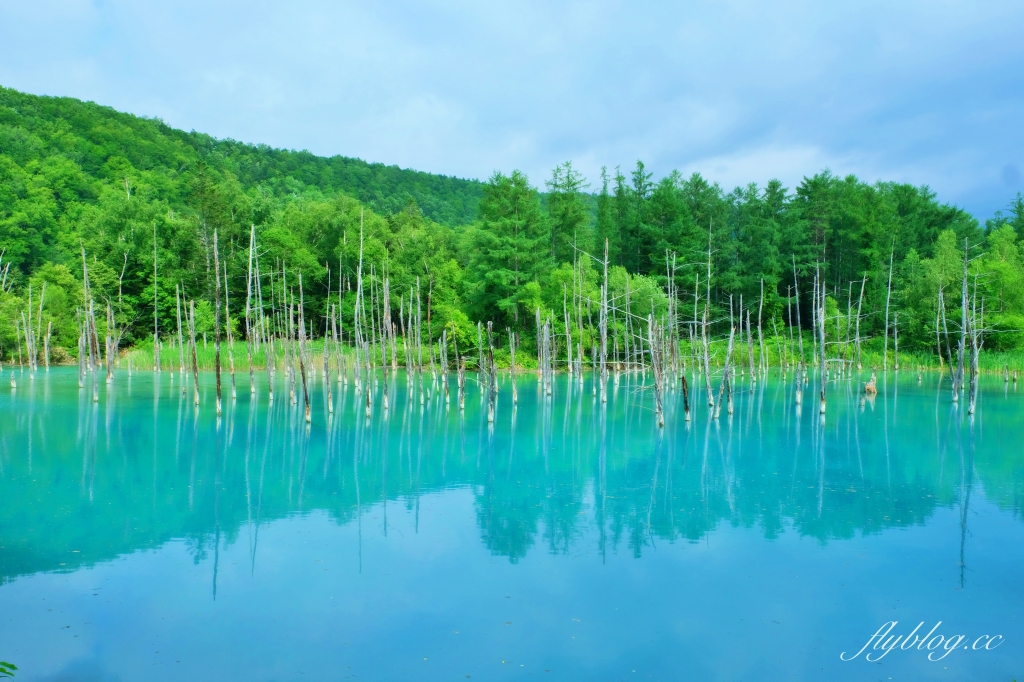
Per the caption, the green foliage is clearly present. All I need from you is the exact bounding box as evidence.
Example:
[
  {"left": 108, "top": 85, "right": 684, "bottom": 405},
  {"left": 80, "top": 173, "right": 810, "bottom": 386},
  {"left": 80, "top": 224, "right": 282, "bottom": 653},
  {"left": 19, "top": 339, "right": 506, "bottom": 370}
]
[
  {"left": 3, "top": 85, "right": 1024, "bottom": 363},
  {"left": 0, "top": 661, "right": 16, "bottom": 678},
  {"left": 465, "top": 171, "right": 550, "bottom": 330},
  {"left": 594, "top": 167, "right": 616, "bottom": 261},
  {"left": 545, "top": 161, "right": 591, "bottom": 264},
  {"left": 0, "top": 85, "right": 486, "bottom": 360}
]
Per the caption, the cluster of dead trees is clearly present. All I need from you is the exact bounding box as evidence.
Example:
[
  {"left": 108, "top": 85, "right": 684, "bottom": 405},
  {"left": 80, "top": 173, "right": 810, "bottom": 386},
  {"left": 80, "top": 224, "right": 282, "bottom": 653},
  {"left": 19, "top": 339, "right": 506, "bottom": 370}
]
[{"left": 11, "top": 225, "right": 998, "bottom": 429}]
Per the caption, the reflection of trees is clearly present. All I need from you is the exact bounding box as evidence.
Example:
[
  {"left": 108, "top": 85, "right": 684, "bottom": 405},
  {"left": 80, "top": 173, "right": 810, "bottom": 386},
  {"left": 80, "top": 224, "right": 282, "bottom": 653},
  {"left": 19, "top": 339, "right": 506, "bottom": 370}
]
[
  {"left": 473, "top": 402, "right": 585, "bottom": 563},
  {"left": 958, "top": 417, "right": 975, "bottom": 588},
  {"left": 1, "top": 373, "right": 1021, "bottom": 581},
  {"left": 475, "top": 484, "right": 542, "bottom": 564}
]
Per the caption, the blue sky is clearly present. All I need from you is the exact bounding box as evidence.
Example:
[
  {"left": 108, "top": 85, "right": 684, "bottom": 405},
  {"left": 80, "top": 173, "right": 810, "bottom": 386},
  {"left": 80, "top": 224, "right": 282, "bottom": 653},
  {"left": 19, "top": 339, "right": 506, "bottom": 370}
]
[{"left": 2, "top": 0, "right": 1022, "bottom": 219}]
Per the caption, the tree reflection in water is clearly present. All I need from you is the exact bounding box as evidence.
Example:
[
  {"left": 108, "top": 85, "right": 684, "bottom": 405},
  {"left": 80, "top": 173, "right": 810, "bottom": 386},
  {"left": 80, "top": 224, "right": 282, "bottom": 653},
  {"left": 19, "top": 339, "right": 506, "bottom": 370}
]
[{"left": 0, "top": 367, "right": 1020, "bottom": 586}]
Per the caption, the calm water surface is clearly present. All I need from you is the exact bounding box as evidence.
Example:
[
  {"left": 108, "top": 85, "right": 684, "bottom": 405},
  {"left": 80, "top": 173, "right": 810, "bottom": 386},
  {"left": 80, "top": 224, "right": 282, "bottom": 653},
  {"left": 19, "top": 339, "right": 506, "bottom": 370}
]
[{"left": 1, "top": 367, "right": 1022, "bottom": 681}]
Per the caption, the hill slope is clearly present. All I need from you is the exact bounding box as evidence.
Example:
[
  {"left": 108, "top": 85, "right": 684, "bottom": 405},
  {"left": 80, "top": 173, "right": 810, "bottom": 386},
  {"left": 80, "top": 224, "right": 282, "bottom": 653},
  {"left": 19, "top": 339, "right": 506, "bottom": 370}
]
[{"left": 0, "top": 86, "right": 483, "bottom": 227}]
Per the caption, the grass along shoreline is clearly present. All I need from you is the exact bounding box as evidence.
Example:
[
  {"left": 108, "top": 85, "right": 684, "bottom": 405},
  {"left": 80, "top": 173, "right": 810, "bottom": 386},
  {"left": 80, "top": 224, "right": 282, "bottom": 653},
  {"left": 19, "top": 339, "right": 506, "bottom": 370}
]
[{"left": 99, "top": 338, "right": 1024, "bottom": 376}]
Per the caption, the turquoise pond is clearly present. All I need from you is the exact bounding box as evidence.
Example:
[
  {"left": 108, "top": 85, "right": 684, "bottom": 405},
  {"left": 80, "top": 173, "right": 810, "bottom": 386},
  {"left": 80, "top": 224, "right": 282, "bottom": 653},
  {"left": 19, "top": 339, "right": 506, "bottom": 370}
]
[{"left": 0, "top": 367, "right": 1022, "bottom": 681}]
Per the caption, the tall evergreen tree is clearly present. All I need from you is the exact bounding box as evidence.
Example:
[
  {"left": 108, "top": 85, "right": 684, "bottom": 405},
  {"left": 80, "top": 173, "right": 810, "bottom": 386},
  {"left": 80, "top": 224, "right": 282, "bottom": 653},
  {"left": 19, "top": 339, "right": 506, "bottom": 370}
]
[
  {"left": 733, "top": 180, "right": 787, "bottom": 316},
  {"left": 594, "top": 166, "right": 618, "bottom": 263},
  {"left": 647, "top": 171, "right": 692, "bottom": 277},
  {"left": 617, "top": 161, "right": 653, "bottom": 272},
  {"left": 466, "top": 170, "right": 549, "bottom": 328},
  {"left": 681, "top": 172, "right": 734, "bottom": 292},
  {"left": 546, "top": 161, "right": 590, "bottom": 264},
  {"left": 1005, "top": 192, "right": 1024, "bottom": 238},
  {"left": 1013, "top": 193, "right": 1024, "bottom": 232},
  {"left": 188, "top": 160, "right": 233, "bottom": 298},
  {"left": 612, "top": 167, "right": 630, "bottom": 268}
]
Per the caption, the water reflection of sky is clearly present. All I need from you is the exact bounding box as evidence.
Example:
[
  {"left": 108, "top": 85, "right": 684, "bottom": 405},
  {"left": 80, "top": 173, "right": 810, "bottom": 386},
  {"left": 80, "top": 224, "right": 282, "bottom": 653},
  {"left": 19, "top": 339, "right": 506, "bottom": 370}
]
[{"left": 1, "top": 369, "right": 1021, "bottom": 680}]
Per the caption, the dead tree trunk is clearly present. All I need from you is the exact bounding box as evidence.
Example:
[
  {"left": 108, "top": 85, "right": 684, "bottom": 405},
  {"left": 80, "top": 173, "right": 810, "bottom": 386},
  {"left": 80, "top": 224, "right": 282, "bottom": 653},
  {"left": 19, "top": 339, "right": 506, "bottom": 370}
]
[
  {"left": 817, "top": 265, "right": 827, "bottom": 415},
  {"left": 681, "top": 375, "right": 690, "bottom": 421},
  {"left": 246, "top": 224, "right": 256, "bottom": 394},
  {"left": 189, "top": 300, "right": 200, "bottom": 406},
  {"left": 648, "top": 314, "right": 664, "bottom": 427},
  {"left": 883, "top": 243, "right": 894, "bottom": 372},
  {"left": 600, "top": 239, "right": 609, "bottom": 402},
  {"left": 224, "top": 262, "right": 237, "bottom": 399},
  {"left": 758, "top": 279, "right": 766, "bottom": 374},
  {"left": 298, "top": 273, "right": 311, "bottom": 423},
  {"left": 508, "top": 327, "right": 518, "bottom": 404},
  {"left": 855, "top": 277, "right": 866, "bottom": 370},
  {"left": 713, "top": 323, "right": 736, "bottom": 420},
  {"left": 792, "top": 255, "right": 804, "bottom": 364},
  {"left": 154, "top": 222, "right": 160, "bottom": 374},
  {"left": 213, "top": 228, "right": 223, "bottom": 415},
  {"left": 746, "top": 309, "right": 755, "bottom": 381},
  {"left": 487, "top": 321, "right": 496, "bottom": 423},
  {"left": 954, "top": 239, "right": 969, "bottom": 401}
]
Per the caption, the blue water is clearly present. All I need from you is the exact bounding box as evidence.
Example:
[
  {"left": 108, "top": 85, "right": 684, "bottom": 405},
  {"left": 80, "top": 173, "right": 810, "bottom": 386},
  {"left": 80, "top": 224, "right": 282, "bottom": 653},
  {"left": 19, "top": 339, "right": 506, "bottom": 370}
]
[{"left": 0, "top": 367, "right": 1021, "bottom": 681}]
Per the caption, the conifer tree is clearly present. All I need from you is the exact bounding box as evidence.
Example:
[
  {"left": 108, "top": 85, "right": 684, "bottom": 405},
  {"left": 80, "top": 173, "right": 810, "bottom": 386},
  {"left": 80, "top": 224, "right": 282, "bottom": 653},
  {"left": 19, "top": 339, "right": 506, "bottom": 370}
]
[
  {"left": 546, "top": 161, "right": 590, "bottom": 265},
  {"left": 467, "top": 170, "right": 550, "bottom": 329}
]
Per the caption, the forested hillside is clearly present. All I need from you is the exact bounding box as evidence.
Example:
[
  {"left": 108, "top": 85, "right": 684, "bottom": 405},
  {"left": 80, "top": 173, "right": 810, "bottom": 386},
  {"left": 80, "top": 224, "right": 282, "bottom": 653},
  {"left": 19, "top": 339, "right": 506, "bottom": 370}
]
[
  {"left": 0, "top": 86, "right": 482, "bottom": 237},
  {"left": 2, "top": 85, "right": 1024, "bottom": 364}
]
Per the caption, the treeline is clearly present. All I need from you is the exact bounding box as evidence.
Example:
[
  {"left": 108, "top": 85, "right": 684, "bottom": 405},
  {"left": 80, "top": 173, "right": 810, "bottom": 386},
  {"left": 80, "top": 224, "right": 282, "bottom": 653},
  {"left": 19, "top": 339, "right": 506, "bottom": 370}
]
[{"left": 2, "top": 85, "right": 1024, "bottom": 363}]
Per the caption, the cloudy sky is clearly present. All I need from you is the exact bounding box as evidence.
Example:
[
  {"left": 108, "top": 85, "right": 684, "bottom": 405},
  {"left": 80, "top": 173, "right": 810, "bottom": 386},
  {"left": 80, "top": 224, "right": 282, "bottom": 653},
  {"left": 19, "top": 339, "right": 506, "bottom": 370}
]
[{"left": 2, "top": 0, "right": 1022, "bottom": 218}]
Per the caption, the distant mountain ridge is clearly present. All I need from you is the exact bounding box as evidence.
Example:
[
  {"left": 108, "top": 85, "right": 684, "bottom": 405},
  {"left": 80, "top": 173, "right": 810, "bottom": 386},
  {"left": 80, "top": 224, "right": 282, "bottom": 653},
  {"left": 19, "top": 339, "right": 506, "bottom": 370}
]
[{"left": 0, "top": 85, "right": 483, "bottom": 226}]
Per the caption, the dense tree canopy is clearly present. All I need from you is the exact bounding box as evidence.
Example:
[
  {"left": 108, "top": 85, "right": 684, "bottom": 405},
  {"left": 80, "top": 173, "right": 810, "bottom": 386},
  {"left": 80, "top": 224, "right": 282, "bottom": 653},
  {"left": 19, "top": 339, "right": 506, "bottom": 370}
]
[{"left": 2, "top": 86, "right": 1024, "bottom": 363}]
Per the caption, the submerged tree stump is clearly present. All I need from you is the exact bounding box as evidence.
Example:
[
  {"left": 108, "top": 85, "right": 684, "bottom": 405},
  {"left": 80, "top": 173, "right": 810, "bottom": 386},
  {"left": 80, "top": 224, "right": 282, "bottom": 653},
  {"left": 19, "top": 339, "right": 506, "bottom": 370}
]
[{"left": 864, "top": 371, "right": 878, "bottom": 395}]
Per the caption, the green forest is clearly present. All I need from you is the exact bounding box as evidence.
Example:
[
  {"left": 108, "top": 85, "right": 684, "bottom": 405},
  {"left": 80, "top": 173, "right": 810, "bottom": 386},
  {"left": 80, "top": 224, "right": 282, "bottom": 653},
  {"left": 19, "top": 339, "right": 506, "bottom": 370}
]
[{"left": 2, "top": 84, "right": 1024, "bottom": 368}]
